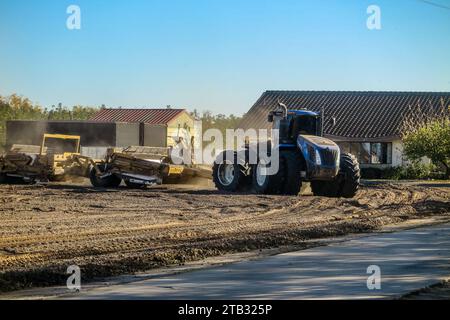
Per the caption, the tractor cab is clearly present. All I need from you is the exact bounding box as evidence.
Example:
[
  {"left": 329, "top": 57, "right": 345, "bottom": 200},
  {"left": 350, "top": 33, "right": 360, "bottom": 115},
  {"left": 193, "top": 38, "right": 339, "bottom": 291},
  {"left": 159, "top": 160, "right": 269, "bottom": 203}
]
[{"left": 268, "top": 108, "right": 321, "bottom": 144}]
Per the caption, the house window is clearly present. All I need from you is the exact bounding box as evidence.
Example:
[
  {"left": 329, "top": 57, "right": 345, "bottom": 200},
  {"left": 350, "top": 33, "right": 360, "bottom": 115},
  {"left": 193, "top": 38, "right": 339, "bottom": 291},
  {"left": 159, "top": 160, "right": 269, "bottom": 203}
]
[
  {"left": 338, "top": 142, "right": 392, "bottom": 165},
  {"left": 359, "top": 143, "right": 371, "bottom": 164},
  {"left": 370, "top": 143, "right": 392, "bottom": 164}
]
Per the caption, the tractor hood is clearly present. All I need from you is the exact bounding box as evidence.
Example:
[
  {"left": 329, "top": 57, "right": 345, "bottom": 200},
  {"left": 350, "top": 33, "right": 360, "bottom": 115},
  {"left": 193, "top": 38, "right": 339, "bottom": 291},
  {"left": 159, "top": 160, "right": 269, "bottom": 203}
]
[
  {"left": 297, "top": 134, "right": 340, "bottom": 180},
  {"left": 299, "top": 135, "right": 338, "bottom": 148}
]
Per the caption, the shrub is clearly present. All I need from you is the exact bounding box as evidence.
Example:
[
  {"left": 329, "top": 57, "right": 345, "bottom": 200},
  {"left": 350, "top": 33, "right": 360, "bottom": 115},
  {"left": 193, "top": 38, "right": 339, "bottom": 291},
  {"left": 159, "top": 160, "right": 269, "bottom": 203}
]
[
  {"left": 402, "top": 109, "right": 450, "bottom": 179},
  {"left": 396, "top": 162, "right": 436, "bottom": 180},
  {"left": 361, "top": 162, "right": 439, "bottom": 180}
]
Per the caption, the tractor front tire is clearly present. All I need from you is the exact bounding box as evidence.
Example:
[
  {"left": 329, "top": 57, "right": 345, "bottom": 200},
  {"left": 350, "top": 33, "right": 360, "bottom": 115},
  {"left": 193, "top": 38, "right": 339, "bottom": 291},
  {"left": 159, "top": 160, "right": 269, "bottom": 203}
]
[
  {"left": 311, "top": 153, "right": 360, "bottom": 198},
  {"left": 339, "top": 153, "right": 360, "bottom": 198}
]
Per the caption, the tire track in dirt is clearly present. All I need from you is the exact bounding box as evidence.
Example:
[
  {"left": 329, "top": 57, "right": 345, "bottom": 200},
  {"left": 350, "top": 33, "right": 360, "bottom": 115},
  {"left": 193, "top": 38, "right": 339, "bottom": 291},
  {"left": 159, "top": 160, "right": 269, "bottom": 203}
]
[
  {"left": 0, "top": 186, "right": 445, "bottom": 251},
  {"left": 0, "top": 182, "right": 449, "bottom": 291}
]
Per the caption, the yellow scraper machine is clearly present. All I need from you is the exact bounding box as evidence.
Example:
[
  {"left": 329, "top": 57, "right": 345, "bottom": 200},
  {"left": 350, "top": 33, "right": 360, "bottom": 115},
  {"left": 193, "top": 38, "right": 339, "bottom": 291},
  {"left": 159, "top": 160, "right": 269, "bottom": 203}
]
[
  {"left": 89, "top": 146, "right": 211, "bottom": 188},
  {"left": 1, "top": 134, "right": 210, "bottom": 187},
  {"left": 0, "top": 133, "right": 94, "bottom": 183}
]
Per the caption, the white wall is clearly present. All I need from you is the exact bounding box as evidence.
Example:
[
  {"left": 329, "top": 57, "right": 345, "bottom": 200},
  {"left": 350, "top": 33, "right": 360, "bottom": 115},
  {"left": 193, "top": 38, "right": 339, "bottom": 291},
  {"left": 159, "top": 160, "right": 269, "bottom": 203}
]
[
  {"left": 392, "top": 139, "right": 431, "bottom": 167},
  {"left": 392, "top": 140, "right": 404, "bottom": 167}
]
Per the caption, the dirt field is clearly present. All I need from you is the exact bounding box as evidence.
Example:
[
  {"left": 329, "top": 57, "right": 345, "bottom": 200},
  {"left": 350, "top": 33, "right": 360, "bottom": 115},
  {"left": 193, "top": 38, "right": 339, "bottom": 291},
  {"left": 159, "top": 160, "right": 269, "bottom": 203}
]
[{"left": 0, "top": 181, "right": 449, "bottom": 292}]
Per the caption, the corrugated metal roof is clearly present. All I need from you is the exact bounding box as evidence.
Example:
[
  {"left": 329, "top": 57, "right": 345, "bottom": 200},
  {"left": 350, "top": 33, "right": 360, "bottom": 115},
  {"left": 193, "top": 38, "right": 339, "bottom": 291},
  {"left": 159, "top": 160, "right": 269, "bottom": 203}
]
[
  {"left": 239, "top": 91, "right": 450, "bottom": 140},
  {"left": 89, "top": 108, "right": 187, "bottom": 125}
]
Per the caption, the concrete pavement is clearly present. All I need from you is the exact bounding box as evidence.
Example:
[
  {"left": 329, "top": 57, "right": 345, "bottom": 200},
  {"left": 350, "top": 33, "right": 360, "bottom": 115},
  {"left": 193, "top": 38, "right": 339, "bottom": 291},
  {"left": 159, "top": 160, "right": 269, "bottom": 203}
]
[{"left": 61, "top": 222, "right": 450, "bottom": 299}]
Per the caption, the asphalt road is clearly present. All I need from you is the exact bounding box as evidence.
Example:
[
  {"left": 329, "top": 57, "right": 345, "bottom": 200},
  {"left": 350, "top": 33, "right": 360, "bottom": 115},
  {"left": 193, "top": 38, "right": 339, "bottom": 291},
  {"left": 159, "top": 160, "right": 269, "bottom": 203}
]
[{"left": 63, "top": 222, "right": 450, "bottom": 300}]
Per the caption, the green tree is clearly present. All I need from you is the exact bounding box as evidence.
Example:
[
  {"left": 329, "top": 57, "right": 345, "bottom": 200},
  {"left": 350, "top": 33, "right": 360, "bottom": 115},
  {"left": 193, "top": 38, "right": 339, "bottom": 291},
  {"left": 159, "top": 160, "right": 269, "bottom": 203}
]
[
  {"left": 46, "top": 103, "right": 99, "bottom": 120},
  {"left": 402, "top": 119, "right": 450, "bottom": 179},
  {"left": 189, "top": 110, "right": 244, "bottom": 150},
  {"left": 0, "top": 94, "right": 47, "bottom": 149},
  {"left": 191, "top": 110, "right": 243, "bottom": 136},
  {"left": 0, "top": 94, "right": 100, "bottom": 150}
]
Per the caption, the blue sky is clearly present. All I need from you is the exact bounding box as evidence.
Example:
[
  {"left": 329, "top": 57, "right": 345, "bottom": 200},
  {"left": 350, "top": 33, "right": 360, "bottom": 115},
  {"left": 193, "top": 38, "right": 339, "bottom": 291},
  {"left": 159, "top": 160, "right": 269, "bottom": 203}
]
[{"left": 0, "top": 0, "right": 449, "bottom": 115}]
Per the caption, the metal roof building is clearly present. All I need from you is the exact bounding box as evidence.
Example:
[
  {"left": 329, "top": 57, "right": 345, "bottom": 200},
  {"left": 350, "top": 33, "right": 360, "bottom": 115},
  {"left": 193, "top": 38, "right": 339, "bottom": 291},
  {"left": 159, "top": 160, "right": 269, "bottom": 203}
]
[
  {"left": 89, "top": 108, "right": 195, "bottom": 149},
  {"left": 90, "top": 108, "right": 187, "bottom": 125},
  {"left": 239, "top": 91, "right": 450, "bottom": 142},
  {"left": 6, "top": 109, "right": 196, "bottom": 159}
]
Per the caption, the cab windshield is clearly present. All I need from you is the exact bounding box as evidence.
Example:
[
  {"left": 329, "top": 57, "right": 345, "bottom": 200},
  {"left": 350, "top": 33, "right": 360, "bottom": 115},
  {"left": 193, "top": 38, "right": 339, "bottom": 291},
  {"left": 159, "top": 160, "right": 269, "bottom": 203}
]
[{"left": 289, "top": 115, "right": 319, "bottom": 137}]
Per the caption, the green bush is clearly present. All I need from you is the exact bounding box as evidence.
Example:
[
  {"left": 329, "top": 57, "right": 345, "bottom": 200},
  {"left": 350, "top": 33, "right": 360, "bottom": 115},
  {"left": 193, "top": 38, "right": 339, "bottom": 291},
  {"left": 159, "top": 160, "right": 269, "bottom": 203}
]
[
  {"left": 361, "top": 162, "right": 440, "bottom": 180},
  {"left": 403, "top": 118, "right": 450, "bottom": 179},
  {"left": 397, "top": 162, "right": 436, "bottom": 180}
]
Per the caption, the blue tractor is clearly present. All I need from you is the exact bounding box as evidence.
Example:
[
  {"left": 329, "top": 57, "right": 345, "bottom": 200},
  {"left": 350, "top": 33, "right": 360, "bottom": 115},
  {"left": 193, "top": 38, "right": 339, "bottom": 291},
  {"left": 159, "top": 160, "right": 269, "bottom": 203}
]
[{"left": 212, "top": 103, "right": 360, "bottom": 198}]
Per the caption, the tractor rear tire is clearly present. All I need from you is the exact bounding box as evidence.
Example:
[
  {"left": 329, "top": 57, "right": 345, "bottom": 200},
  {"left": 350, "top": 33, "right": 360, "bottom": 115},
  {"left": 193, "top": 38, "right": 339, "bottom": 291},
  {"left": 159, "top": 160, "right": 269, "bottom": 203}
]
[
  {"left": 279, "top": 150, "right": 303, "bottom": 196},
  {"left": 251, "top": 158, "right": 282, "bottom": 195},
  {"left": 89, "top": 166, "right": 122, "bottom": 188},
  {"left": 212, "top": 152, "right": 244, "bottom": 192}
]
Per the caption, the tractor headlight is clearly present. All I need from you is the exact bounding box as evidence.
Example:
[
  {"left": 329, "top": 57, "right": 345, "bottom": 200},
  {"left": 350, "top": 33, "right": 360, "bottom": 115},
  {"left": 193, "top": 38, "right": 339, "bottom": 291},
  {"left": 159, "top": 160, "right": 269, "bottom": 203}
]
[{"left": 315, "top": 149, "right": 322, "bottom": 166}]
